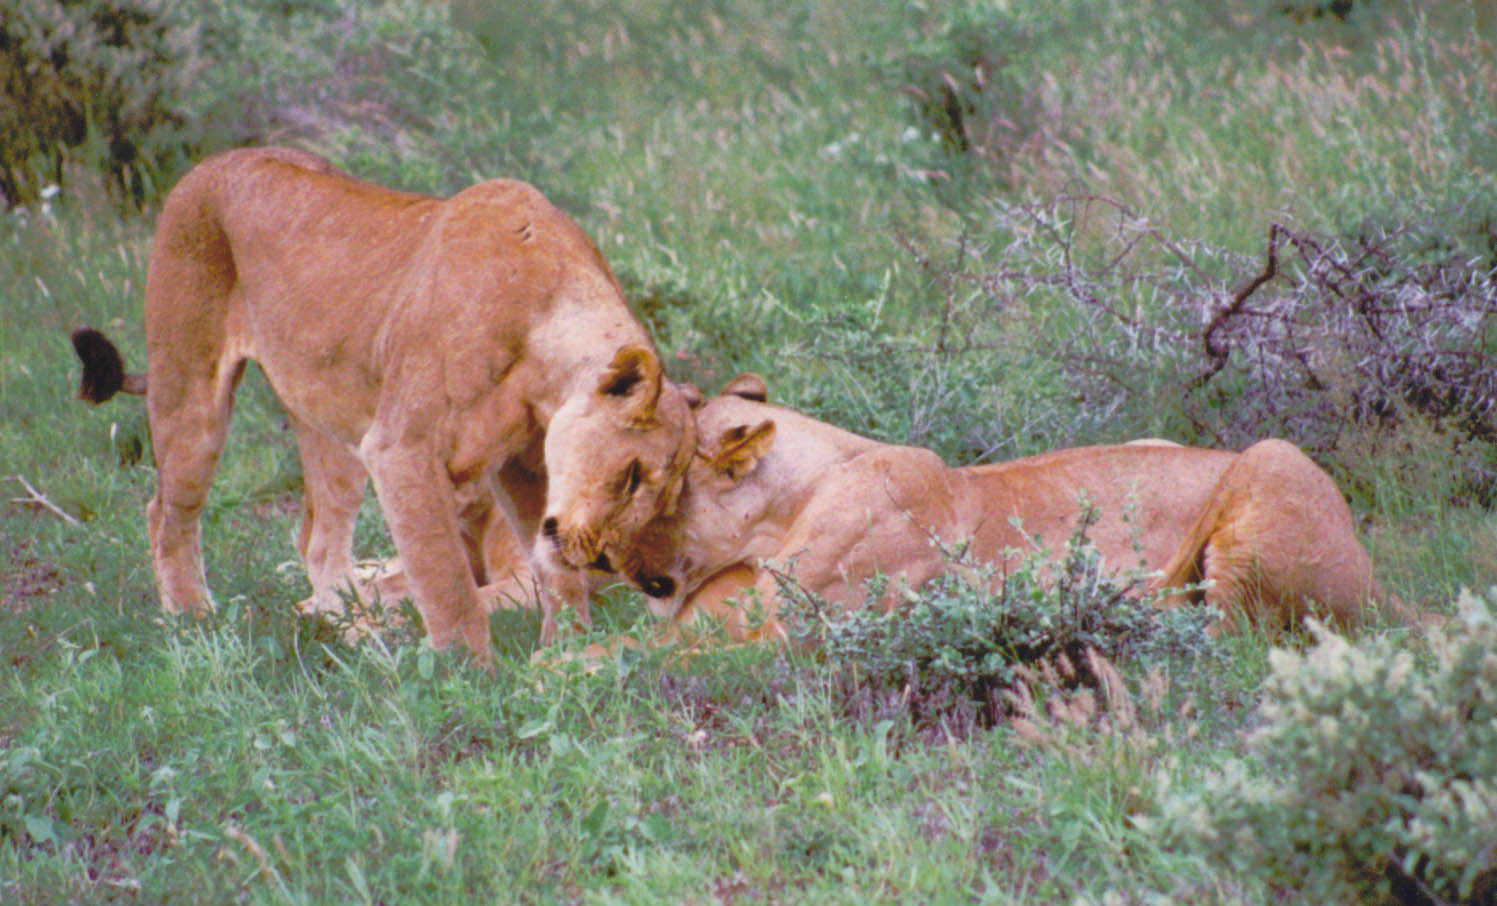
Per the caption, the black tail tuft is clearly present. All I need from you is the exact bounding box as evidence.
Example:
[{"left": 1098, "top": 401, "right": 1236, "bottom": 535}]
[{"left": 71, "top": 326, "right": 127, "bottom": 404}]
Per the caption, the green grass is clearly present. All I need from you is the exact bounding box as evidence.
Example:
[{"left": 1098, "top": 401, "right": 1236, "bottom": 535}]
[
  {"left": 4, "top": 0, "right": 1497, "bottom": 902},
  {"left": 2, "top": 615, "right": 1269, "bottom": 904}
]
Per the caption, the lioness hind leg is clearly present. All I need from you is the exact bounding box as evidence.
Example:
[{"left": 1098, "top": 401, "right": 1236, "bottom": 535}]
[
  {"left": 289, "top": 414, "right": 371, "bottom": 619},
  {"left": 457, "top": 476, "right": 535, "bottom": 588},
  {"left": 141, "top": 162, "right": 248, "bottom": 618},
  {"left": 1155, "top": 439, "right": 1381, "bottom": 630},
  {"left": 468, "top": 499, "right": 544, "bottom": 612},
  {"left": 1220, "top": 440, "right": 1383, "bottom": 629},
  {"left": 144, "top": 356, "right": 247, "bottom": 616}
]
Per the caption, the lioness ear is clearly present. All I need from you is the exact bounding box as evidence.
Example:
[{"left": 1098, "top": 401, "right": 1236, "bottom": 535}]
[
  {"left": 599, "top": 345, "right": 664, "bottom": 427},
  {"left": 680, "top": 383, "right": 705, "bottom": 409},
  {"left": 710, "top": 420, "right": 776, "bottom": 484},
  {"left": 721, "top": 372, "right": 768, "bottom": 403}
]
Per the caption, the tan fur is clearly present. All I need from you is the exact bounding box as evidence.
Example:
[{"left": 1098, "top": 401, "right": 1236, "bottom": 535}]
[
  {"left": 74, "top": 147, "right": 697, "bottom": 657},
  {"left": 624, "top": 377, "right": 1401, "bottom": 643}
]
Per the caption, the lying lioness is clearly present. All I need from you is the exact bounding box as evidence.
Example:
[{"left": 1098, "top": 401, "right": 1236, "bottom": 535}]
[
  {"left": 72, "top": 147, "right": 697, "bottom": 657},
  {"left": 619, "top": 375, "right": 1402, "bottom": 642}
]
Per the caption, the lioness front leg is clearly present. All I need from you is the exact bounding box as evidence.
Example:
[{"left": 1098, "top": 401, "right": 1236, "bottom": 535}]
[
  {"left": 360, "top": 437, "right": 491, "bottom": 658},
  {"left": 492, "top": 458, "right": 592, "bottom": 645}
]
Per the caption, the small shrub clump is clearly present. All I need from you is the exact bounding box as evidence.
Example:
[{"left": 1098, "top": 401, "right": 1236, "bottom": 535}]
[
  {"left": 1280, "top": 0, "right": 1359, "bottom": 24},
  {"left": 884, "top": 1, "right": 1035, "bottom": 162},
  {"left": 1159, "top": 589, "right": 1497, "bottom": 906},
  {"left": 776, "top": 501, "right": 1219, "bottom": 724}
]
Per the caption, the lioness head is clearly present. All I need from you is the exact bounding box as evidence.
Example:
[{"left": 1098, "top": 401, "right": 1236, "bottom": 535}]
[
  {"left": 621, "top": 373, "right": 778, "bottom": 619},
  {"left": 541, "top": 345, "right": 699, "bottom": 574}
]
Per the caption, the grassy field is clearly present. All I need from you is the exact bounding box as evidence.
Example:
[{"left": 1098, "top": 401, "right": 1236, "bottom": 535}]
[{"left": 4, "top": 0, "right": 1496, "bottom": 902}]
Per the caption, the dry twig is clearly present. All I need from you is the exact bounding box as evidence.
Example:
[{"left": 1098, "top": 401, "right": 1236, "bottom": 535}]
[{"left": 7, "top": 474, "right": 82, "bottom": 527}]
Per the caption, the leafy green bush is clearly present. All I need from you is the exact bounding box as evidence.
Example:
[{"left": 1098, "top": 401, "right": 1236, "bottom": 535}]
[
  {"left": 1159, "top": 589, "right": 1497, "bottom": 905},
  {"left": 0, "top": 0, "right": 207, "bottom": 207},
  {"left": 0, "top": 0, "right": 488, "bottom": 209},
  {"left": 776, "top": 500, "right": 1220, "bottom": 722}
]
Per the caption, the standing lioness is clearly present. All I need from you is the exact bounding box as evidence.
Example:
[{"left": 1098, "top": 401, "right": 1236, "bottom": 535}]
[{"left": 73, "top": 147, "right": 697, "bottom": 658}]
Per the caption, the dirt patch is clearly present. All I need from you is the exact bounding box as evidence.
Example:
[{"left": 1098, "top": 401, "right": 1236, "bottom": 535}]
[{"left": 1, "top": 532, "right": 63, "bottom": 615}]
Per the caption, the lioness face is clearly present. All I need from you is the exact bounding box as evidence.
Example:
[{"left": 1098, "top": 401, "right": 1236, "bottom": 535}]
[
  {"left": 618, "top": 410, "right": 779, "bottom": 621},
  {"left": 541, "top": 347, "right": 697, "bottom": 573}
]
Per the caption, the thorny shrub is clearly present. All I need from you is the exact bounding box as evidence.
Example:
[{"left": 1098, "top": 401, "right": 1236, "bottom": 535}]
[
  {"left": 924, "top": 194, "right": 1497, "bottom": 500},
  {"left": 1157, "top": 589, "right": 1497, "bottom": 906},
  {"left": 774, "top": 499, "right": 1220, "bottom": 727}
]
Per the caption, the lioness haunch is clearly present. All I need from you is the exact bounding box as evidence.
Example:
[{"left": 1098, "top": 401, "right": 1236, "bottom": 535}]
[
  {"left": 72, "top": 147, "right": 697, "bottom": 659},
  {"left": 616, "top": 375, "right": 1421, "bottom": 644}
]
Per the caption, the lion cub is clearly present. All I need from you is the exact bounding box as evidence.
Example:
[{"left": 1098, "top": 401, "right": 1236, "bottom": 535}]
[{"left": 73, "top": 147, "right": 697, "bottom": 659}]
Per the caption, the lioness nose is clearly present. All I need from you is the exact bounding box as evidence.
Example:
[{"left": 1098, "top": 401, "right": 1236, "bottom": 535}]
[
  {"left": 542, "top": 517, "right": 559, "bottom": 539},
  {"left": 638, "top": 575, "right": 676, "bottom": 598}
]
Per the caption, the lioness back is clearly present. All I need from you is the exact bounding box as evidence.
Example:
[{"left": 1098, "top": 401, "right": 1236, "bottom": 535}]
[{"left": 957, "top": 444, "right": 1239, "bottom": 575}]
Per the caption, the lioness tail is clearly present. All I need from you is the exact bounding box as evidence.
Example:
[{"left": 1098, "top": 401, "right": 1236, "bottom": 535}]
[{"left": 71, "top": 326, "right": 147, "bottom": 403}]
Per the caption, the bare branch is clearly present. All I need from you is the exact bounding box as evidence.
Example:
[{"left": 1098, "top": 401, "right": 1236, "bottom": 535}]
[{"left": 1189, "top": 223, "right": 1282, "bottom": 392}]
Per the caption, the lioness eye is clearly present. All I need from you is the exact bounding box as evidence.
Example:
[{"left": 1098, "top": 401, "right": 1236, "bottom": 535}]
[{"left": 624, "top": 459, "right": 643, "bottom": 495}]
